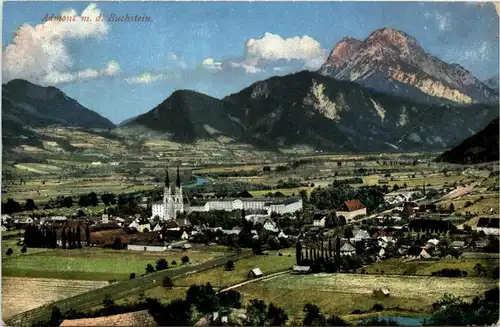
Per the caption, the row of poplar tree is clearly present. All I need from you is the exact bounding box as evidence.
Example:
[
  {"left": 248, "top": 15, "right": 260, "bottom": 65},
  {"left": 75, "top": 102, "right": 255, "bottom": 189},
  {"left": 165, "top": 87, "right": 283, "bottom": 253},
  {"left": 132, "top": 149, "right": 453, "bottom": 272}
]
[
  {"left": 23, "top": 224, "right": 91, "bottom": 249},
  {"left": 295, "top": 236, "right": 344, "bottom": 273}
]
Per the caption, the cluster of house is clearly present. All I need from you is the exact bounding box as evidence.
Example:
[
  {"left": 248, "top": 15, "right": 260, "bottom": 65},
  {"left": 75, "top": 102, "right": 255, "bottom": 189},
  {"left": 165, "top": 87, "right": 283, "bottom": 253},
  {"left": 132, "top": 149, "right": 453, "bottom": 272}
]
[{"left": 476, "top": 218, "right": 500, "bottom": 235}]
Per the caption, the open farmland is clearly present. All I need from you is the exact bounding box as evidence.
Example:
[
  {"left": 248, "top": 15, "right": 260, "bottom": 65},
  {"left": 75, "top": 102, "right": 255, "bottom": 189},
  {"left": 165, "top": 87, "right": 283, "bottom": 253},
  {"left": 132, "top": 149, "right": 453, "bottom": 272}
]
[
  {"left": 437, "top": 193, "right": 500, "bottom": 217},
  {"left": 2, "top": 175, "right": 156, "bottom": 203},
  {"left": 165, "top": 250, "right": 295, "bottom": 288},
  {"left": 2, "top": 247, "right": 225, "bottom": 281},
  {"left": 1, "top": 240, "right": 51, "bottom": 259},
  {"left": 2, "top": 277, "right": 109, "bottom": 320},
  {"left": 363, "top": 257, "right": 500, "bottom": 276},
  {"left": 237, "top": 273, "right": 497, "bottom": 319}
]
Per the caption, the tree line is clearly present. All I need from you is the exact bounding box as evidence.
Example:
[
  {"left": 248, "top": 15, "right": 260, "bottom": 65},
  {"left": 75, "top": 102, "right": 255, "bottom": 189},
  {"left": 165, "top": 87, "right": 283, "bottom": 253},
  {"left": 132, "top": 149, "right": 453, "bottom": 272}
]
[{"left": 309, "top": 184, "right": 387, "bottom": 211}]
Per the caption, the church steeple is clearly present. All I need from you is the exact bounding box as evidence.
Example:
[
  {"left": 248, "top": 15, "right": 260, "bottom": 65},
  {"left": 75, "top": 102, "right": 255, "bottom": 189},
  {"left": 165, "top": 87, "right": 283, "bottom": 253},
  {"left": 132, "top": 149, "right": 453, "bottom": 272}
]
[
  {"left": 176, "top": 166, "right": 181, "bottom": 188},
  {"left": 165, "top": 168, "right": 170, "bottom": 187}
]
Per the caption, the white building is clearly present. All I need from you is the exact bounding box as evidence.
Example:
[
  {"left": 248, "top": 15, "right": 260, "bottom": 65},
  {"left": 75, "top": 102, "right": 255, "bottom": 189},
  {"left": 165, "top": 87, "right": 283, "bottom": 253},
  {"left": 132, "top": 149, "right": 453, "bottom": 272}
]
[
  {"left": 152, "top": 167, "right": 302, "bottom": 221},
  {"left": 312, "top": 214, "right": 327, "bottom": 228},
  {"left": 353, "top": 229, "right": 371, "bottom": 242},
  {"left": 152, "top": 167, "right": 185, "bottom": 221},
  {"left": 127, "top": 244, "right": 167, "bottom": 252},
  {"left": 189, "top": 197, "right": 302, "bottom": 215}
]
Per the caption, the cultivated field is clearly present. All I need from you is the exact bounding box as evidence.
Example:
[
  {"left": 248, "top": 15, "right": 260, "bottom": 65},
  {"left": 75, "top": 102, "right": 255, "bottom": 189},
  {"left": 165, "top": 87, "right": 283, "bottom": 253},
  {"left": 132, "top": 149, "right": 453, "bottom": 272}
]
[
  {"left": 238, "top": 273, "right": 497, "bottom": 318},
  {"left": 2, "top": 277, "right": 108, "bottom": 319},
  {"left": 2, "top": 247, "right": 225, "bottom": 281}
]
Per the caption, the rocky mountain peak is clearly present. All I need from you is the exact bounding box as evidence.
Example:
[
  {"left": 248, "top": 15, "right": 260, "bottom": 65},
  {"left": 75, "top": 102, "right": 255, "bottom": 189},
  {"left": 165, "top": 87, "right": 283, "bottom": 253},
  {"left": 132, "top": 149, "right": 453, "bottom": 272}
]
[{"left": 318, "top": 28, "right": 499, "bottom": 105}]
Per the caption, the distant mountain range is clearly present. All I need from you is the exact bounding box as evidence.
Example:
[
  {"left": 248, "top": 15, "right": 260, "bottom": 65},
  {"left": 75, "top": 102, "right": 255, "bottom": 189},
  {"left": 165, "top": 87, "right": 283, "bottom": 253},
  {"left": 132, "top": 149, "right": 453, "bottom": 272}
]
[
  {"left": 121, "top": 70, "right": 498, "bottom": 152},
  {"left": 436, "top": 117, "right": 499, "bottom": 164},
  {"left": 3, "top": 27, "right": 499, "bottom": 155},
  {"left": 3, "top": 79, "right": 115, "bottom": 129},
  {"left": 318, "top": 28, "right": 499, "bottom": 105},
  {"left": 2, "top": 79, "right": 115, "bottom": 152}
]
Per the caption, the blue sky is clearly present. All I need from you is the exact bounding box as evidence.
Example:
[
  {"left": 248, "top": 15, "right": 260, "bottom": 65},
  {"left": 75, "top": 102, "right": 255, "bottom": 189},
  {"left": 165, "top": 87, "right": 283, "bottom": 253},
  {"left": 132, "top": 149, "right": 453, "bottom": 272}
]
[{"left": 3, "top": 1, "right": 499, "bottom": 124}]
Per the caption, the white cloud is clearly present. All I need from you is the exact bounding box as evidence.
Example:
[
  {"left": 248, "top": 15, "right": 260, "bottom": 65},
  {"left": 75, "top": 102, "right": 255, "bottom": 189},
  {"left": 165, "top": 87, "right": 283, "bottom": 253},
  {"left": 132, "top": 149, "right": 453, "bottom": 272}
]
[
  {"left": 246, "top": 32, "right": 326, "bottom": 64},
  {"left": 201, "top": 58, "right": 223, "bottom": 71},
  {"left": 2, "top": 3, "right": 119, "bottom": 85},
  {"left": 125, "top": 72, "right": 176, "bottom": 84},
  {"left": 42, "top": 60, "right": 121, "bottom": 85},
  {"left": 168, "top": 52, "right": 187, "bottom": 70},
  {"left": 229, "top": 61, "right": 263, "bottom": 74},
  {"left": 227, "top": 32, "right": 327, "bottom": 74},
  {"left": 424, "top": 11, "right": 452, "bottom": 31}
]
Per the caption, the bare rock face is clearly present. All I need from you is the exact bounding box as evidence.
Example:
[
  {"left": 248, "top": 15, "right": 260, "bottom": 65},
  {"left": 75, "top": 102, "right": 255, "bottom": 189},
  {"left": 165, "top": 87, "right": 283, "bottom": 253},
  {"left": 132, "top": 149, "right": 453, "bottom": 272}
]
[{"left": 319, "top": 27, "right": 498, "bottom": 104}]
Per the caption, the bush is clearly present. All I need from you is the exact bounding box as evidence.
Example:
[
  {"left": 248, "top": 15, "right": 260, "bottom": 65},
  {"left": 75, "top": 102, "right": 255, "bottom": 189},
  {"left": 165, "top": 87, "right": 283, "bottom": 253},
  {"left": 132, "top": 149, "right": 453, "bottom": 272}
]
[
  {"left": 21, "top": 246, "right": 27, "bottom": 254},
  {"left": 225, "top": 260, "right": 235, "bottom": 271},
  {"left": 181, "top": 256, "right": 190, "bottom": 264},
  {"left": 372, "top": 303, "right": 384, "bottom": 312},
  {"left": 163, "top": 276, "right": 174, "bottom": 288},
  {"left": 129, "top": 273, "right": 136, "bottom": 280},
  {"left": 145, "top": 263, "right": 155, "bottom": 274},
  {"left": 156, "top": 258, "right": 168, "bottom": 271},
  {"left": 6, "top": 248, "right": 13, "bottom": 256},
  {"left": 171, "top": 260, "right": 177, "bottom": 265}
]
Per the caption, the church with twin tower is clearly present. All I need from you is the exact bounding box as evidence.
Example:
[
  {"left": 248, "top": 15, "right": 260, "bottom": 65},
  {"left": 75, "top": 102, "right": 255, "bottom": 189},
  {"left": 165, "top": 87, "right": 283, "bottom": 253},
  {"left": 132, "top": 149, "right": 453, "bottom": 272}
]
[{"left": 162, "top": 167, "right": 184, "bottom": 220}]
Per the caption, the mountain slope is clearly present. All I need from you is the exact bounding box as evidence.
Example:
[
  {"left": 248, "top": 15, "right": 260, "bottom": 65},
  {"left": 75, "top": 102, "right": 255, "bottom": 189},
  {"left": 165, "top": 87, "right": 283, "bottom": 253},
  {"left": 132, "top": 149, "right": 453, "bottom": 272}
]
[
  {"left": 436, "top": 117, "right": 499, "bottom": 164},
  {"left": 118, "top": 90, "right": 250, "bottom": 143},
  {"left": 223, "top": 70, "right": 498, "bottom": 152},
  {"left": 484, "top": 76, "right": 499, "bottom": 91},
  {"left": 2, "top": 79, "right": 115, "bottom": 129},
  {"left": 318, "top": 28, "right": 498, "bottom": 105}
]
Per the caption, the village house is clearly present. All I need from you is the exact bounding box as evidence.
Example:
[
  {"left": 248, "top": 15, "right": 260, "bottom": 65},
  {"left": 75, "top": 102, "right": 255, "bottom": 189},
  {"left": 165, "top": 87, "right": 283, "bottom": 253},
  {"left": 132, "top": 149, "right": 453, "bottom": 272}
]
[
  {"left": 425, "top": 238, "right": 440, "bottom": 250},
  {"left": 263, "top": 219, "right": 279, "bottom": 233},
  {"left": 278, "top": 231, "right": 288, "bottom": 239},
  {"left": 419, "top": 248, "right": 432, "bottom": 259},
  {"left": 353, "top": 229, "right": 371, "bottom": 242},
  {"left": 340, "top": 242, "right": 356, "bottom": 256},
  {"left": 404, "top": 246, "right": 423, "bottom": 259},
  {"left": 336, "top": 200, "right": 367, "bottom": 222},
  {"left": 292, "top": 266, "right": 311, "bottom": 274},
  {"left": 248, "top": 268, "right": 264, "bottom": 278},
  {"left": 312, "top": 214, "right": 327, "bottom": 228},
  {"left": 450, "top": 240, "right": 466, "bottom": 249},
  {"left": 128, "top": 219, "right": 151, "bottom": 233},
  {"left": 373, "top": 288, "right": 390, "bottom": 297},
  {"left": 127, "top": 240, "right": 167, "bottom": 252},
  {"left": 377, "top": 236, "right": 396, "bottom": 248},
  {"left": 163, "top": 230, "right": 189, "bottom": 241},
  {"left": 476, "top": 218, "right": 500, "bottom": 235},
  {"left": 408, "top": 219, "right": 456, "bottom": 234}
]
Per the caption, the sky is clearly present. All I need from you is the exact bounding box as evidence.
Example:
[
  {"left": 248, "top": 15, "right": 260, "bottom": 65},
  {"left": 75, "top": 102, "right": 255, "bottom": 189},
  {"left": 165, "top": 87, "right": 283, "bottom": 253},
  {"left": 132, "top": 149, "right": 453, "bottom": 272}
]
[{"left": 3, "top": 1, "right": 499, "bottom": 124}]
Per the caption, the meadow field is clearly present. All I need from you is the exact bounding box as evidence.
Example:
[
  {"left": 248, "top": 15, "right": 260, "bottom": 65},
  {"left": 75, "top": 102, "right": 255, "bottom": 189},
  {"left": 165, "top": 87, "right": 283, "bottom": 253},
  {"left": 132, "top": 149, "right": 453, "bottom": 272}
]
[
  {"left": 111, "top": 249, "right": 296, "bottom": 307},
  {"left": 2, "top": 277, "right": 109, "bottom": 320},
  {"left": 237, "top": 273, "right": 497, "bottom": 319},
  {"left": 176, "top": 249, "right": 295, "bottom": 288},
  {"left": 2, "top": 247, "right": 226, "bottom": 281},
  {"left": 363, "top": 257, "right": 500, "bottom": 276}
]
